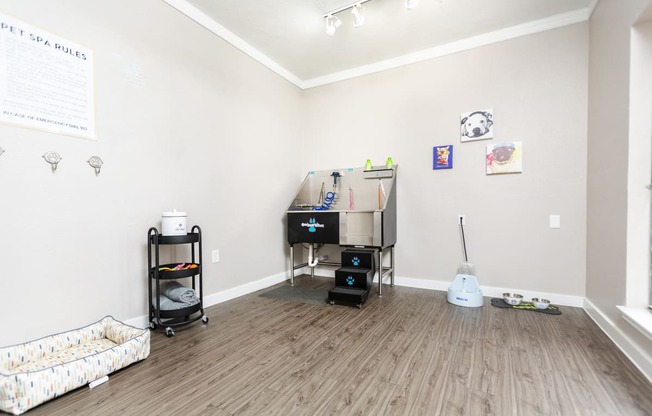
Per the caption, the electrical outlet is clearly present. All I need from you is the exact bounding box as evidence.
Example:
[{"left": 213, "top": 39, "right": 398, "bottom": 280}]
[
  {"left": 457, "top": 215, "right": 466, "bottom": 225},
  {"left": 211, "top": 249, "right": 220, "bottom": 263}
]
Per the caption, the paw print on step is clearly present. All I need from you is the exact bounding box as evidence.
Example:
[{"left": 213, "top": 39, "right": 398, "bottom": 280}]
[
  {"left": 352, "top": 256, "right": 360, "bottom": 266},
  {"left": 346, "top": 276, "right": 355, "bottom": 286}
]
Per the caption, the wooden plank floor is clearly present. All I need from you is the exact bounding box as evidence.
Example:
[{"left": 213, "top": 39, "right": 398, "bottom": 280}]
[{"left": 26, "top": 276, "right": 652, "bottom": 416}]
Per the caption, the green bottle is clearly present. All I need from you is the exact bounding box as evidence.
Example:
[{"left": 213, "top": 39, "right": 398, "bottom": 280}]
[
  {"left": 386, "top": 157, "right": 394, "bottom": 168},
  {"left": 365, "top": 159, "right": 373, "bottom": 170}
]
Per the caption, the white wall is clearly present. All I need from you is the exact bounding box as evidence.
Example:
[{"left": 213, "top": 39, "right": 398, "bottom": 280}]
[
  {"left": 0, "top": 0, "right": 303, "bottom": 345},
  {"left": 586, "top": 0, "right": 652, "bottom": 372},
  {"left": 0, "top": 1, "right": 622, "bottom": 355},
  {"left": 302, "top": 24, "right": 589, "bottom": 299}
]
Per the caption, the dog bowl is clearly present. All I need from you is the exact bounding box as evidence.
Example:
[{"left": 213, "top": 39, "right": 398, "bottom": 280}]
[
  {"left": 503, "top": 293, "right": 523, "bottom": 306},
  {"left": 531, "top": 298, "right": 550, "bottom": 310}
]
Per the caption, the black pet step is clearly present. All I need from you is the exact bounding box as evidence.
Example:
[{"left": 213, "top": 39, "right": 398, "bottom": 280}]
[
  {"left": 341, "top": 248, "right": 376, "bottom": 270},
  {"left": 328, "top": 286, "right": 368, "bottom": 309},
  {"left": 335, "top": 267, "right": 374, "bottom": 290}
]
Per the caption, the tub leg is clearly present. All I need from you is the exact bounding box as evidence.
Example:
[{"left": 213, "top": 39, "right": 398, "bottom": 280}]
[
  {"left": 378, "top": 248, "right": 383, "bottom": 297},
  {"left": 390, "top": 246, "right": 395, "bottom": 287},
  {"left": 290, "top": 244, "right": 295, "bottom": 286}
]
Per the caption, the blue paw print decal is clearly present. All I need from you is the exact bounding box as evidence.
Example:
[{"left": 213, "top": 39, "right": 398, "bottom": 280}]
[
  {"left": 346, "top": 276, "right": 355, "bottom": 286},
  {"left": 352, "top": 256, "right": 360, "bottom": 266},
  {"left": 308, "top": 218, "right": 316, "bottom": 232}
]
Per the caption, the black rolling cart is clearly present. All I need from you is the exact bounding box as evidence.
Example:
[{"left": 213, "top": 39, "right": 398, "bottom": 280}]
[{"left": 147, "top": 225, "right": 208, "bottom": 337}]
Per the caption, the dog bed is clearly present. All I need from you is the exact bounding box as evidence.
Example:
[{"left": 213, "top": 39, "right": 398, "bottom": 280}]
[{"left": 0, "top": 316, "right": 150, "bottom": 415}]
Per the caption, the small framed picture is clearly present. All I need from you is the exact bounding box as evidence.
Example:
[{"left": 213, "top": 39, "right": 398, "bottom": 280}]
[
  {"left": 433, "top": 145, "right": 453, "bottom": 170},
  {"left": 486, "top": 142, "right": 522, "bottom": 174},
  {"left": 461, "top": 108, "right": 494, "bottom": 142}
]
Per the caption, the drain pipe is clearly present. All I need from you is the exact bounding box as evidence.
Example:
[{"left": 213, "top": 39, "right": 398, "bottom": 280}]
[{"left": 307, "top": 244, "right": 328, "bottom": 269}]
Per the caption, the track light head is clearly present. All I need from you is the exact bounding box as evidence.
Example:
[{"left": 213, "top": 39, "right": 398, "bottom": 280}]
[
  {"left": 351, "top": 3, "right": 365, "bottom": 27},
  {"left": 406, "top": 0, "right": 419, "bottom": 9},
  {"left": 325, "top": 14, "right": 342, "bottom": 36}
]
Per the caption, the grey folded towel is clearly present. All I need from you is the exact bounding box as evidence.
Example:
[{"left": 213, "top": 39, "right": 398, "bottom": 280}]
[
  {"left": 161, "top": 281, "right": 199, "bottom": 305},
  {"left": 152, "top": 294, "right": 190, "bottom": 310},
  {"left": 153, "top": 294, "right": 199, "bottom": 311}
]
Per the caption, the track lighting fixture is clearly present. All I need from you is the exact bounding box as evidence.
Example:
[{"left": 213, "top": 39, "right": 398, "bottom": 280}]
[
  {"left": 325, "top": 14, "right": 342, "bottom": 36},
  {"left": 405, "top": 0, "right": 419, "bottom": 9},
  {"left": 351, "top": 3, "right": 365, "bottom": 27},
  {"left": 323, "top": 0, "right": 419, "bottom": 36},
  {"left": 322, "top": 0, "right": 371, "bottom": 35}
]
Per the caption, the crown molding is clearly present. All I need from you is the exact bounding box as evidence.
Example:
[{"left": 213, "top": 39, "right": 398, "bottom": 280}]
[
  {"left": 162, "top": 0, "right": 593, "bottom": 90},
  {"left": 302, "top": 8, "right": 592, "bottom": 88},
  {"left": 162, "top": 0, "right": 304, "bottom": 88},
  {"left": 587, "top": 0, "right": 601, "bottom": 19}
]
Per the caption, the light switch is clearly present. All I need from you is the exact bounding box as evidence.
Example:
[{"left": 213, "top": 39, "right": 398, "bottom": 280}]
[{"left": 549, "top": 215, "right": 561, "bottom": 229}]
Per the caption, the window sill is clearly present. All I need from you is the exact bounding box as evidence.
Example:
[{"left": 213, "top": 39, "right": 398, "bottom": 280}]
[{"left": 618, "top": 306, "right": 652, "bottom": 342}]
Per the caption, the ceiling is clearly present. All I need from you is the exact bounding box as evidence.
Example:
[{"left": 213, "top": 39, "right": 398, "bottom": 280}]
[{"left": 163, "top": 0, "right": 597, "bottom": 89}]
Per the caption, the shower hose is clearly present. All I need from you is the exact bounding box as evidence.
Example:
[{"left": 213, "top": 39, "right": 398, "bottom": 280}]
[{"left": 314, "top": 191, "right": 336, "bottom": 210}]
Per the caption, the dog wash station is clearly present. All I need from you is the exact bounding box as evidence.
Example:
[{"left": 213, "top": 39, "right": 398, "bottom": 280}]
[{"left": 286, "top": 165, "right": 397, "bottom": 298}]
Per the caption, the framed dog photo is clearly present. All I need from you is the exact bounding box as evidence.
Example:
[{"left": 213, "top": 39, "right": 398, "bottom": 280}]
[
  {"left": 433, "top": 145, "right": 453, "bottom": 170},
  {"left": 460, "top": 108, "right": 494, "bottom": 142},
  {"left": 486, "top": 142, "right": 522, "bottom": 175}
]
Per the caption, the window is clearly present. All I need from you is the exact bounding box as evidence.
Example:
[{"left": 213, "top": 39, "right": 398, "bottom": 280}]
[{"left": 627, "top": 18, "right": 652, "bottom": 313}]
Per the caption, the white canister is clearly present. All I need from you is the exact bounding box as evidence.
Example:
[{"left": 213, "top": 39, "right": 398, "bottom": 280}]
[{"left": 162, "top": 210, "right": 187, "bottom": 236}]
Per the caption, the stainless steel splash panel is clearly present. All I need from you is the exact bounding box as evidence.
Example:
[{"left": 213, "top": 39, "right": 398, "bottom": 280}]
[{"left": 287, "top": 165, "right": 397, "bottom": 248}]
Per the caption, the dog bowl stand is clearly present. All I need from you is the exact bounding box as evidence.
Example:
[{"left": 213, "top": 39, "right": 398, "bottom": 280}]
[{"left": 490, "top": 298, "right": 562, "bottom": 315}]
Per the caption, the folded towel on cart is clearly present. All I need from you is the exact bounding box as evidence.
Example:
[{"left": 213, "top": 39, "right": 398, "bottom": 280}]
[
  {"left": 161, "top": 281, "right": 199, "bottom": 304},
  {"left": 154, "top": 294, "right": 199, "bottom": 311}
]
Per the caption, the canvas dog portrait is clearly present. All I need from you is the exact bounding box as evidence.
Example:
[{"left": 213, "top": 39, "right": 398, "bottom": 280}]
[
  {"left": 486, "top": 142, "right": 522, "bottom": 174},
  {"left": 460, "top": 109, "right": 494, "bottom": 142},
  {"left": 433, "top": 145, "right": 453, "bottom": 170}
]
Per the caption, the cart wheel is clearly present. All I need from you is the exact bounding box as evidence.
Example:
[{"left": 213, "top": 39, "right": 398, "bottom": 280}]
[
  {"left": 165, "top": 327, "right": 174, "bottom": 337},
  {"left": 356, "top": 304, "right": 362, "bottom": 309},
  {"left": 202, "top": 315, "right": 209, "bottom": 324},
  {"left": 329, "top": 301, "right": 335, "bottom": 305},
  {"left": 149, "top": 321, "right": 157, "bottom": 330}
]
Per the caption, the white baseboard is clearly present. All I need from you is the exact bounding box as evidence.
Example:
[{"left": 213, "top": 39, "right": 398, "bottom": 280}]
[
  {"left": 202, "top": 271, "right": 289, "bottom": 307},
  {"left": 391, "top": 275, "right": 584, "bottom": 307},
  {"left": 124, "top": 315, "right": 150, "bottom": 329},
  {"left": 302, "top": 270, "right": 584, "bottom": 307},
  {"left": 390, "top": 276, "right": 449, "bottom": 291},
  {"left": 584, "top": 298, "right": 652, "bottom": 383}
]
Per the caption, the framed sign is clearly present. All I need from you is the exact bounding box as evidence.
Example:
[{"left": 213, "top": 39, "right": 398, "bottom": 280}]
[{"left": 0, "top": 13, "right": 95, "bottom": 139}]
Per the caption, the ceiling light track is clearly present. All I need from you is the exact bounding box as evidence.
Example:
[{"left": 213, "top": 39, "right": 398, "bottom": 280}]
[
  {"left": 323, "top": 0, "right": 419, "bottom": 36},
  {"left": 322, "top": 0, "right": 373, "bottom": 19}
]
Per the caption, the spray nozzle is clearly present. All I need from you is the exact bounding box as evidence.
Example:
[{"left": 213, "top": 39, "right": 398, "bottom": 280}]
[{"left": 331, "top": 171, "right": 341, "bottom": 187}]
